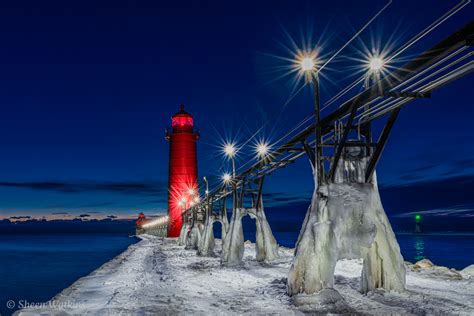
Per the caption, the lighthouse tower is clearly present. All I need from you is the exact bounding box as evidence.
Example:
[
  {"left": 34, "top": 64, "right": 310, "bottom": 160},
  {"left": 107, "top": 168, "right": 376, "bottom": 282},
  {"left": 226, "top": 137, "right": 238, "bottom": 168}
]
[{"left": 166, "top": 105, "right": 199, "bottom": 237}]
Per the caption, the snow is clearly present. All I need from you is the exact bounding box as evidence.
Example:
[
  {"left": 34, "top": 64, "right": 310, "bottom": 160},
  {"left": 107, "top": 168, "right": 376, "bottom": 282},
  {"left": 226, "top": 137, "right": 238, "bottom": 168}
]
[{"left": 16, "top": 235, "right": 474, "bottom": 315}]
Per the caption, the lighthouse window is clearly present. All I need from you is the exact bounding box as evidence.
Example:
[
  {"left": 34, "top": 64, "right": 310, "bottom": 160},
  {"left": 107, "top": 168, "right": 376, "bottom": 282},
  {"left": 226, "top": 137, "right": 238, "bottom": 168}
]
[{"left": 172, "top": 116, "right": 193, "bottom": 127}]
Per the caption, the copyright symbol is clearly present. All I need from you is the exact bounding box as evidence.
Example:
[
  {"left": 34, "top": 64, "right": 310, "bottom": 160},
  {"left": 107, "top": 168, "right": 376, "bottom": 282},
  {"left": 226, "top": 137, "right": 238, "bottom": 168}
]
[{"left": 7, "top": 300, "right": 15, "bottom": 309}]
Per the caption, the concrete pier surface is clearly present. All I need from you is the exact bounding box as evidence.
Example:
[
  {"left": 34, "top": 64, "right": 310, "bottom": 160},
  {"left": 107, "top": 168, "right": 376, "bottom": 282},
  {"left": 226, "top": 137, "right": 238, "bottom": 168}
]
[{"left": 16, "top": 235, "right": 474, "bottom": 315}]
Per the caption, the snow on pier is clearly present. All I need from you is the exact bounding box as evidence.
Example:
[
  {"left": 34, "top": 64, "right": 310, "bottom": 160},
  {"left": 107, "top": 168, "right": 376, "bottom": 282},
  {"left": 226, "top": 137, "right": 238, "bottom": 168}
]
[{"left": 18, "top": 235, "right": 474, "bottom": 315}]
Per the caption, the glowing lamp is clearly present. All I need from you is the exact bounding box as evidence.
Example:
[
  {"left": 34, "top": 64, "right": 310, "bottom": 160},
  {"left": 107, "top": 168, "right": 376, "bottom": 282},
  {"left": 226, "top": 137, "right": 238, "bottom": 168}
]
[
  {"left": 187, "top": 188, "right": 195, "bottom": 196},
  {"left": 256, "top": 142, "right": 269, "bottom": 158},
  {"left": 193, "top": 196, "right": 200, "bottom": 203},
  {"left": 415, "top": 214, "right": 422, "bottom": 222},
  {"left": 300, "top": 57, "right": 315, "bottom": 71},
  {"left": 223, "top": 143, "right": 236, "bottom": 158},
  {"left": 222, "top": 173, "right": 232, "bottom": 184},
  {"left": 369, "top": 57, "right": 383, "bottom": 71}
]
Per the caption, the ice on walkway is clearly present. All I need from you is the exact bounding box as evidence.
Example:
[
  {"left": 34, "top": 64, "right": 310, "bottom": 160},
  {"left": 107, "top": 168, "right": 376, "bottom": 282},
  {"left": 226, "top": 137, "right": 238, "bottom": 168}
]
[{"left": 17, "top": 235, "right": 474, "bottom": 315}]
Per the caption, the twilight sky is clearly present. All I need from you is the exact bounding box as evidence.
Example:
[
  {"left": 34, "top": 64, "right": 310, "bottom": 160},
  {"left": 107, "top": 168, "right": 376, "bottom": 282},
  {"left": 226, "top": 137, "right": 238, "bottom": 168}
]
[{"left": 0, "top": 0, "right": 472, "bottom": 227}]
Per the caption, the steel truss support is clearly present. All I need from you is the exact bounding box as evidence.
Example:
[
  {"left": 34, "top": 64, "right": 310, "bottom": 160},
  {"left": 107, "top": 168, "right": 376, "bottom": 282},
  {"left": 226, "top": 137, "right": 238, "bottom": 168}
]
[
  {"left": 383, "top": 91, "right": 431, "bottom": 98},
  {"left": 302, "top": 141, "right": 316, "bottom": 168},
  {"left": 365, "top": 108, "right": 401, "bottom": 182},
  {"left": 328, "top": 101, "right": 359, "bottom": 182}
]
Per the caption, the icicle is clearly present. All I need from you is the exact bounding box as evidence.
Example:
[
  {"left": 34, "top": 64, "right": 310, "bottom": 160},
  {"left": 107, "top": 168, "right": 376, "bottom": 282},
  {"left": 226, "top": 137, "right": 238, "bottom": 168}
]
[
  {"left": 177, "top": 222, "right": 190, "bottom": 246},
  {"left": 197, "top": 216, "right": 216, "bottom": 256},
  {"left": 221, "top": 208, "right": 247, "bottom": 266},
  {"left": 248, "top": 200, "right": 279, "bottom": 262},
  {"left": 186, "top": 223, "right": 202, "bottom": 250}
]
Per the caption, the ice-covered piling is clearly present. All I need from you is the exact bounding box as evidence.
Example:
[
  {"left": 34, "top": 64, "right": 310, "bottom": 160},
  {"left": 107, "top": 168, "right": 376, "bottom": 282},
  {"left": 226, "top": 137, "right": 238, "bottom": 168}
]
[
  {"left": 186, "top": 222, "right": 203, "bottom": 250},
  {"left": 288, "top": 146, "right": 405, "bottom": 298},
  {"left": 220, "top": 209, "right": 230, "bottom": 243},
  {"left": 221, "top": 207, "right": 247, "bottom": 266},
  {"left": 177, "top": 222, "right": 190, "bottom": 246},
  {"left": 248, "top": 200, "right": 279, "bottom": 262},
  {"left": 197, "top": 215, "right": 215, "bottom": 256}
]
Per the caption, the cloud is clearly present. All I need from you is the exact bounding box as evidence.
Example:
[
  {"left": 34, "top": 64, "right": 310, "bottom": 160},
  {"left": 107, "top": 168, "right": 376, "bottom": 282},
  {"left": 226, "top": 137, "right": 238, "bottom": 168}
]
[
  {"left": 9, "top": 216, "right": 31, "bottom": 220},
  {"left": 0, "top": 180, "right": 167, "bottom": 197},
  {"left": 51, "top": 212, "right": 69, "bottom": 215},
  {"left": 453, "top": 158, "right": 474, "bottom": 169},
  {"left": 393, "top": 207, "right": 474, "bottom": 218},
  {"left": 403, "top": 163, "right": 439, "bottom": 173},
  {"left": 378, "top": 175, "right": 474, "bottom": 221},
  {"left": 263, "top": 191, "right": 311, "bottom": 205},
  {"left": 107, "top": 215, "right": 118, "bottom": 219},
  {"left": 145, "top": 198, "right": 168, "bottom": 204},
  {"left": 389, "top": 157, "right": 474, "bottom": 186},
  {"left": 78, "top": 214, "right": 91, "bottom": 218},
  {"left": 79, "top": 203, "right": 114, "bottom": 208}
]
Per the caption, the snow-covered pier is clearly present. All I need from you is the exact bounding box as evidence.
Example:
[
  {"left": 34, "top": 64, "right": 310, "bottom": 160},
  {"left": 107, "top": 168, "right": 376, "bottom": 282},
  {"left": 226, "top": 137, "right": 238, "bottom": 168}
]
[{"left": 17, "top": 235, "right": 474, "bottom": 315}]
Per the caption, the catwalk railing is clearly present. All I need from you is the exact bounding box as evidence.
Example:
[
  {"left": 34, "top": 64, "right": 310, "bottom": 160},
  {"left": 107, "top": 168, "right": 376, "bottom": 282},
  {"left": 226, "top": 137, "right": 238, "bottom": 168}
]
[{"left": 183, "top": 20, "right": 473, "bottom": 220}]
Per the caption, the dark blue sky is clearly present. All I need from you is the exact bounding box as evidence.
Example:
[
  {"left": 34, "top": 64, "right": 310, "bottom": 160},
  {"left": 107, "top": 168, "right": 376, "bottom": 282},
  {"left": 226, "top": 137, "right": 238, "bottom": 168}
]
[{"left": 0, "top": 0, "right": 472, "bottom": 226}]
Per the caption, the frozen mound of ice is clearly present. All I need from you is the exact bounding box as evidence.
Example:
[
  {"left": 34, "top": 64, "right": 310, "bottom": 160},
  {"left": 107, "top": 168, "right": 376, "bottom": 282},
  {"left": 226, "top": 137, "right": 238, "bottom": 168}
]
[
  {"left": 461, "top": 264, "right": 474, "bottom": 279},
  {"left": 407, "top": 259, "right": 463, "bottom": 280},
  {"left": 415, "top": 259, "right": 434, "bottom": 268},
  {"left": 293, "top": 288, "right": 354, "bottom": 314}
]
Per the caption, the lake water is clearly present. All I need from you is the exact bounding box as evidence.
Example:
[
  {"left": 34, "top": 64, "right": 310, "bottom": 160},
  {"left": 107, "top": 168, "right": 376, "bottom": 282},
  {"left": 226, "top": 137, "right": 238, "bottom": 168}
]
[
  {"left": 271, "top": 231, "right": 474, "bottom": 269},
  {"left": 0, "top": 234, "right": 138, "bottom": 316},
  {"left": 1, "top": 232, "right": 473, "bottom": 316}
]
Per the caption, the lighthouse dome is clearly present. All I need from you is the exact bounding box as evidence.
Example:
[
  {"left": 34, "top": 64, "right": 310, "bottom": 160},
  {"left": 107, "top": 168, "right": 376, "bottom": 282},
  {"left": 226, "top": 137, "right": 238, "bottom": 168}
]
[{"left": 172, "top": 104, "right": 194, "bottom": 128}]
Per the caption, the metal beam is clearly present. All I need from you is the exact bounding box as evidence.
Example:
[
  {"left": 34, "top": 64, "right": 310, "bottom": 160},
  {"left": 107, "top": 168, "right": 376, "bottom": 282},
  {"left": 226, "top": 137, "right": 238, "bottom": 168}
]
[
  {"left": 328, "top": 102, "right": 358, "bottom": 181},
  {"left": 256, "top": 177, "right": 264, "bottom": 211},
  {"left": 302, "top": 140, "right": 316, "bottom": 168},
  {"left": 190, "top": 21, "right": 473, "bottom": 211},
  {"left": 383, "top": 91, "right": 431, "bottom": 98},
  {"left": 365, "top": 108, "right": 401, "bottom": 182}
]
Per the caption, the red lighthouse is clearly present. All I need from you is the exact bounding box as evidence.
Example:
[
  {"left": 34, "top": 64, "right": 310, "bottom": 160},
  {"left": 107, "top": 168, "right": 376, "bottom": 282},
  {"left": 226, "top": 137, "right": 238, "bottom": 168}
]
[{"left": 166, "top": 105, "right": 199, "bottom": 237}]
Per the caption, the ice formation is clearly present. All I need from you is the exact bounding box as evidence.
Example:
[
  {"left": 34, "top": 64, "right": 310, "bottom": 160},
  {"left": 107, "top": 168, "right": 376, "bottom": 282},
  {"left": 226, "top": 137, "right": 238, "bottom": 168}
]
[
  {"left": 197, "top": 215, "right": 215, "bottom": 256},
  {"left": 177, "top": 221, "right": 190, "bottom": 246},
  {"left": 248, "top": 200, "right": 279, "bottom": 262},
  {"left": 219, "top": 208, "right": 230, "bottom": 243},
  {"left": 221, "top": 207, "right": 247, "bottom": 266},
  {"left": 185, "top": 222, "right": 203, "bottom": 250},
  {"left": 288, "top": 146, "right": 405, "bottom": 298}
]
